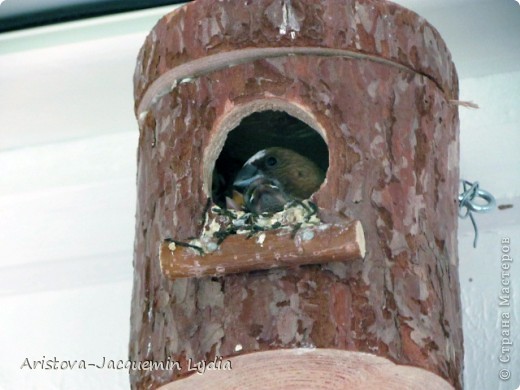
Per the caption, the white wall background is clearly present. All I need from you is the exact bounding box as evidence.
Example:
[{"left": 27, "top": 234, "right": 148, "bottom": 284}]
[{"left": 0, "top": 1, "right": 519, "bottom": 389}]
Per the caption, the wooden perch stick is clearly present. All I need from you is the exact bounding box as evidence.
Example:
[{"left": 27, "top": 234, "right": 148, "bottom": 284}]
[{"left": 160, "top": 220, "right": 365, "bottom": 279}]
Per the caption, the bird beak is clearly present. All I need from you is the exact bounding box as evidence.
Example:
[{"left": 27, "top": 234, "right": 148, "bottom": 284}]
[{"left": 233, "top": 164, "right": 262, "bottom": 191}]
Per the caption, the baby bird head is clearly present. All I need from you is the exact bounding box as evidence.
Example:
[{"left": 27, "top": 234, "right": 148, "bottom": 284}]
[
  {"left": 233, "top": 147, "right": 325, "bottom": 202},
  {"left": 242, "top": 177, "right": 291, "bottom": 214}
]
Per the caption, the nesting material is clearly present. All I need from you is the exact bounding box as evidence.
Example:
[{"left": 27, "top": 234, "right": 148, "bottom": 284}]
[
  {"left": 184, "top": 200, "right": 321, "bottom": 254},
  {"left": 159, "top": 202, "right": 365, "bottom": 279}
]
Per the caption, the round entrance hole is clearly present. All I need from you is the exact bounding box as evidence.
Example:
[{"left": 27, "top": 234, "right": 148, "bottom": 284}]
[{"left": 211, "top": 109, "right": 329, "bottom": 207}]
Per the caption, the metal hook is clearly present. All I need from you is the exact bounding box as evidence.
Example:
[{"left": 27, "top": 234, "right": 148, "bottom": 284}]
[{"left": 458, "top": 180, "right": 496, "bottom": 248}]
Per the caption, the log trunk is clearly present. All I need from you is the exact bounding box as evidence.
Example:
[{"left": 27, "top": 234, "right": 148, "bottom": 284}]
[{"left": 130, "top": 0, "right": 463, "bottom": 388}]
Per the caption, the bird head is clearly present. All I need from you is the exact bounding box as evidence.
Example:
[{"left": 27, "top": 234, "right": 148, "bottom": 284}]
[{"left": 233, "top": 147, "right": 325, "bottom": 212}]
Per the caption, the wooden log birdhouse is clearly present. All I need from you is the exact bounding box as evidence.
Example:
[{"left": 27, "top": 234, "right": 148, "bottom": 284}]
[{"left": 130, "top": 0, "right": 463, "bottom": 389}]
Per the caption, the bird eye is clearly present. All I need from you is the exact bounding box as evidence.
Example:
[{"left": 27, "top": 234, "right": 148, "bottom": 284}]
[{"left": 265, "top": 156, "right": 278, "bottom": 167}]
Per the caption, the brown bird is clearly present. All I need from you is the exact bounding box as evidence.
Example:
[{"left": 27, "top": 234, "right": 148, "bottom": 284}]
[{"left": 233, "top": 147, "right": 325, "bottom": 213}]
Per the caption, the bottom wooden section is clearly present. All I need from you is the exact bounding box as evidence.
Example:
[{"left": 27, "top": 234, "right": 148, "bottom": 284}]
[{"left": 157, "top": 349, "right": 454, "bottom": 390}]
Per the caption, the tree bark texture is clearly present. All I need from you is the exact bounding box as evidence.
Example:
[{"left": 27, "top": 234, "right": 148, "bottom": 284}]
[{"left": 130, "top": 0, "right": 463, "bottom": 389}]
